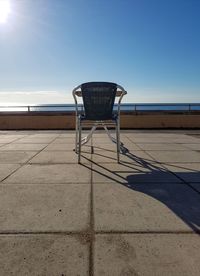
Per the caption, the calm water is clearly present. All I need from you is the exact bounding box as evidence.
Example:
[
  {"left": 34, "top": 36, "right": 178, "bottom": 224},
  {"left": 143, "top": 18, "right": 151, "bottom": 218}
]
[{"left": 0, "top": 103, "right": 200, "bottom": 112}]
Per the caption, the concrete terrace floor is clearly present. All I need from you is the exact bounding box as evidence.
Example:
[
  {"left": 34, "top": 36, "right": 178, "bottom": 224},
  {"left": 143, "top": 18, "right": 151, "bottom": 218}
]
[{"left": 0, "top": 129, "right": 200, "bottom": 276}]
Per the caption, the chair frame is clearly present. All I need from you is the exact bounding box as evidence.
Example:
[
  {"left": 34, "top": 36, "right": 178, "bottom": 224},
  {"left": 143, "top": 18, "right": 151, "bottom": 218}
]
[{"left": 72, "top": 82, "right": 127, "bottom": 163}]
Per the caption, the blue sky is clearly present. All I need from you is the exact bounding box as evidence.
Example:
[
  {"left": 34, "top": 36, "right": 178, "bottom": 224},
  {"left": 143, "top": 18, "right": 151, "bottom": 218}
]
[{"left": 0, "top": 0, "right": 200, "bottom": 104}]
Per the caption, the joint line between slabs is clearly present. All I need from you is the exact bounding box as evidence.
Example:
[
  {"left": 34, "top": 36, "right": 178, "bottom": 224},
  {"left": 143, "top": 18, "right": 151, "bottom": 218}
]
[{"left": 89, "top": 137, "right": 94, "bottom": 276}]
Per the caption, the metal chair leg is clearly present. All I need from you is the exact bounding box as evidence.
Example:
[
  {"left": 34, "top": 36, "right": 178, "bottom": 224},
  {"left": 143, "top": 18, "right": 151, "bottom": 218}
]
[
  {"left": 75, "top": 115, "right": 78, "bottom": 153},
  {"left": 78, "top": 118, "right": 81, "bottom": 163},
  {"left": 116, "top": 119, "right": 120, "bottom": 163}
]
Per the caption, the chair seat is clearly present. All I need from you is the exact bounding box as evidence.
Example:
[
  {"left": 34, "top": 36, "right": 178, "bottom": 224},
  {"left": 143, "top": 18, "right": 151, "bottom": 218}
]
[{"left": 79, "top": 113, "right": 118, "bottom": 121}]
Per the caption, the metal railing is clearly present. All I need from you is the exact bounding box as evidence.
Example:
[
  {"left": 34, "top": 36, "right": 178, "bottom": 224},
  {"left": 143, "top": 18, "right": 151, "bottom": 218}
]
[{"left": 0, "top": 103, "right": 200, "bottom": 113}]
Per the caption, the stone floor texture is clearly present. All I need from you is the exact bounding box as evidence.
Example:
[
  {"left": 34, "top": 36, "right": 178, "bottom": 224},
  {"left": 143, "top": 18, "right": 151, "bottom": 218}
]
[{"left": 0, "top": 129, "right": 200, "bottom": 276}]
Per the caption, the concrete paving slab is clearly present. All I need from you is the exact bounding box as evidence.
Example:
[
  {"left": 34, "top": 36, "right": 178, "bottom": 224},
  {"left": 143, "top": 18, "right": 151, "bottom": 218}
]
[
  {"left": 120, "top": 142, "right": 142, "bottom": 151},
  {"left": 51, "top": 137, "right": 76, "bottom": 144},
  {"left": 92, "top": 162, "right": 181, "bottom": 183},
  {"left": 129, "top": 136, "right": 199, "bottom": 144},
  {"left": 29, "top": 151, "right": 91, "bottom": 164},
  {"left": 172, "top": 137, "right": 200, "bottom": 144},
  {"left": 147, "top": 150, "right": 200, "bottom": 163},
  {"left": 182, "top": 143, "right": 200, "bottom": 150},
  {"left": 94, "top": 183, "right": 200, "bottom": 232},
  {"left": 0, "top": 134, "right": 26, "bottom": 138},
  {"left": 0, "top": 143, "right": 47, "bottom": 151},
  {"left": 94, "top": 234, "right": 200, "bottom": 276},
  {"left": 0, "top": 137, "right": 24, "bottom": 143},
  {"left": 91, "top": 151, "right": 120, "bottom": 163},
  {"left": 94, "top": 142, "right": 141, "bottom": 151},
  {"left": 92, "top": 143, "right": 117, "bottom": 152},
  {"left": 0, "top": 164, "right": 20, "bottom": 181},
  {"left": 0, "top": 184, "right": 90, "bottom": 232},
  {"left": 162, "top": 163, "right": 200, "bottom": 182},
  {"left": 92, "top": 132, "right": 116, "bottom": 137},
  {"left": 29, "top": 133, "right": 60, "bottom": 138},
  {"left": 0, "top": 234, "right": 89, "bottom": 276},
  {"left": 44, "top": 143, "right": 92, "bottom": 152},
  {"left": 14, "top": 137, "right": 55, "bottom": 144},
  {"left": 136, "top": 143, "right": 189, "bottom": 151},
  {"left": 44, "top": 143, "right": 74, "bottom": 151},
  {"left": 0, "top": 151, "right": 37, "bottom": 164},
  {"left": 59, "top": 133, "right": 76, "bottom": 138},
  {"left": 91, "top": 150, "right": 153, "bottom": 164},
  {"left": 126, "top": 133, "right": 183, "bottom": 138},
  {"left": 92, "top": 137, "right": 116, "bottom": 144},
  {"left": 3, "top": 164, "right": 91, "bottom": 184},
  {"left": 93, "top": 137, "right": 131, "bottom": 144},
  {"left": 128, "top": 137, "right": 179, "bottom": 144}
]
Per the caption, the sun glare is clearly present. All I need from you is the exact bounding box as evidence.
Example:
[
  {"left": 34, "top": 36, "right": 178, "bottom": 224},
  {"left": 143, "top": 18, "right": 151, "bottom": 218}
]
[{"left": 0, "top": 0, "right": 11, "bottom": 24}]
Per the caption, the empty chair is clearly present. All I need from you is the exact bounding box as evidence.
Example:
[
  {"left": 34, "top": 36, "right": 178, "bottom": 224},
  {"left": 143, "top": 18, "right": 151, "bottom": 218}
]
[{"left": 72, "top": 81, "right": 127, "bottom": 163}]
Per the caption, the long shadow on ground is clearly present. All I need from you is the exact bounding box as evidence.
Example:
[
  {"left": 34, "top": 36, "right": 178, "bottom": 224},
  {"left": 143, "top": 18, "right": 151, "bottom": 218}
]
[{"left": 83, "top": 148, "right": 200, "bottom": 234}]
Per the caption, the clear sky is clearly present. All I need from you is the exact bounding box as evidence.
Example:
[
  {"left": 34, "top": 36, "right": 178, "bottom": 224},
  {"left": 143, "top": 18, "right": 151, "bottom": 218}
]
[{"left": 0, "top": 0, "right": 200, "bottom": 104}]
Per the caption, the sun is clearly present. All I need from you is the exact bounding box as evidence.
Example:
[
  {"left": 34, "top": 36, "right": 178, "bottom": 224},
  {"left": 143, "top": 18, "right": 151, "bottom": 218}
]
[{"left": 0, "top": 0, "right": 11, "bottom": 24}]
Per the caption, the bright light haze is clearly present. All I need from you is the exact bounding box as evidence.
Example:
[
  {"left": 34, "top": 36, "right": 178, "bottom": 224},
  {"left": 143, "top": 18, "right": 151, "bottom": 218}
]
[
  {"left": 0, "top": 0, "right": 199, "bottom": 104},
  {"left": 0, "top": 0, "right": 11, "bottom": 24}
]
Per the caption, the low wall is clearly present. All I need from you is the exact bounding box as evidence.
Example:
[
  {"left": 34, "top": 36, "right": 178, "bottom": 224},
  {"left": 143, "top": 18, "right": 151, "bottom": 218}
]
[{"left": 0, "top": 112, "right": 200, "bottom": 129}]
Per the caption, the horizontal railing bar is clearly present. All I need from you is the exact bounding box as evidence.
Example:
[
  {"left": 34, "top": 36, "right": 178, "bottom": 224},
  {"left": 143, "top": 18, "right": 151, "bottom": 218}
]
[{"left": 0, "top": 103, "right": 200, "bottom": 112}]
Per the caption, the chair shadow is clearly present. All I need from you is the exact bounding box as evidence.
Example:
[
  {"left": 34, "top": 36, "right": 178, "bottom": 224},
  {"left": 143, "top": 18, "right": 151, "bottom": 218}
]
[
  {"left": 124, "top": 178, "right": 200, "bottom": 234},
  {"left": 84, "top": 146, "right": 200, "bottom": 234}
]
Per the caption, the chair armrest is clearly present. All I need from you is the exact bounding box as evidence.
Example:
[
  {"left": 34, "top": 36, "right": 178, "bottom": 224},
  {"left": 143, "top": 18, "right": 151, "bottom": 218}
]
[
  {"left": 72, "top": 85, "right": 82, "bottom": 116},
  {"left": 116, "top": 85, "right": 127, "bottom": 116}
]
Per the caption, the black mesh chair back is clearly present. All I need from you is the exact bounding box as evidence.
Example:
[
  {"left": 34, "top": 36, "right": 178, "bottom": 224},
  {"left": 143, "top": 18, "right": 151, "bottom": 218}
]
[{"left": 81, "top": 82, "right": 117, "bottom": 120}]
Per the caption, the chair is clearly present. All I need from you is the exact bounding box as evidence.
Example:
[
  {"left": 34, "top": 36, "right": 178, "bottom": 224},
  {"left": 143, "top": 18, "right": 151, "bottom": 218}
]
[{"left": 72, "top": 82, "right": 127, "bottom": 163}]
